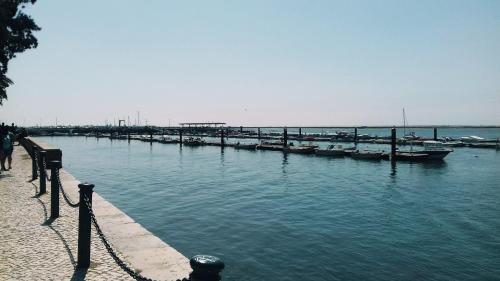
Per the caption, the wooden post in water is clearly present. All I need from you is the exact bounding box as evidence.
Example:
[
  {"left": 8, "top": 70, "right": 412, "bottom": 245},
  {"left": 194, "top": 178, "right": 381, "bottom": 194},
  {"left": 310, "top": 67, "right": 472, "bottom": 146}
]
[
  {"left": 179, "top": 129, "right": 183, "bottom": 145},
  {"left": 391, "top": 127, "right": 397, "bottom": 160},
  {"left": 240, "top": 126, "right": 243, "bottom": 133},
  {"left": 258, "top": 128, "right": 261, "bottom": 140},
  {"left": 433, "top": 127, "right": 438, "bottom": 141},
  {"left": 283, "top": 127, "right": 288, "bottom": 147},
  {"left": 221, "top": 128, "right": 225, "bottom": 147},
  {"left": 149, "top": 131, "right": 153, "bottom": 143},
  {"left": 127, "top": 130, "right": 131, "bottom": 142},
  {"left": 299, "top": 128, "right": 302, "bottom": 139},
  {"left": 354, "top": 128, "right": 358, "bottom": 143}
]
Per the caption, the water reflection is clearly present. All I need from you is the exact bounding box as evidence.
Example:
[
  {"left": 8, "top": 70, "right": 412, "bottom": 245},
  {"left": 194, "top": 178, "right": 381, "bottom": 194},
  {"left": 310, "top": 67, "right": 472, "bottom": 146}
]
[{"left": 282, "top": 152, "right": 288, "bottom": 175}]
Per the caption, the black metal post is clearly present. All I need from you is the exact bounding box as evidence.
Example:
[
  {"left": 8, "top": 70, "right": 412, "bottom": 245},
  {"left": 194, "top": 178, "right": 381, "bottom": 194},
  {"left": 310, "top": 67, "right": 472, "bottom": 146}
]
[
  {"left": 77, "top": 183, "right": 94, "bottom": 268},
  {"left": 391, "top": 127, "right": 397, "bottom": 160},
  {"left": 299, "top": 128, "right": 302, "bottom": 138},
  {"left": 354, "top": 128, "right": 358, "bottom": 143},
  {"left": 50, "top": 160, "right": 62, "bottom": 219},
  {"left": 239, "top": 126, "right": 243, "bottom": 133},
  {"left": 150, "top": 131, "right": 153, "bottom": 143},
  {"left": 38, "top": 150, "right": 46, "bottom": 194},
  {"left": 128, "top": 130, "right": 131, "bottom": 142},
  {"left": 189, "top": 255, "right": 225, "bottom": 281},
  {"left": 179, "top": 129, "right": 183, "bottom": 145},
  {"left": 257, "top": 128, "right": 261, "bottom": 140},
  {"left": 283, "top": 127, "right": 288, "bottom": 147},
  {"left": 220, "top": 128, "right": 225, "bottom": 147},
  {"left": 32, "top": 145, "right": 39, "bottom": 180},
  {"left": 433, "top": 127, "right": 437, "bottom": 141}
]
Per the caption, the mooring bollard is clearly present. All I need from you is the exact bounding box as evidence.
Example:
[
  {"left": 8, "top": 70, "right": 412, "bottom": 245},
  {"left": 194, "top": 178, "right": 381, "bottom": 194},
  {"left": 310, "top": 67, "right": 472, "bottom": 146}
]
[
  {"left": 189, "top": 255, "right": 225, "bottom": 281},
  {"left": 31, "top": 145, "right": 39, "bottom": 180},
  {"left": 391, "top": 127, "right": 397, "bottom": 160},
  {"left": 50, "top": 160, "right": 62, "bottom": 219},
  {"left": 77, "top": 183, "right": 94, "bottom": 268},
  {"left": 38, "top": 150, "right": 47, "bottom": 194}
]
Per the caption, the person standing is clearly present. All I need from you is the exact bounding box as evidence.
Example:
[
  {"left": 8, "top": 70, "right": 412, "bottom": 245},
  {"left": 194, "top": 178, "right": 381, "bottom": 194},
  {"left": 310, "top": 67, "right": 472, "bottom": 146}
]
[{"left": 2, "top": 126, "right": 14, "bottom": 170}]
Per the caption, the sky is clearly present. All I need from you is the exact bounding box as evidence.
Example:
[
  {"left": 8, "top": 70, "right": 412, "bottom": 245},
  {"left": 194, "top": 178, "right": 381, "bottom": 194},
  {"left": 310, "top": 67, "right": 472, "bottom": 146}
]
[{"left": 1, "top": 0, "right": 499, "bottom": 127}]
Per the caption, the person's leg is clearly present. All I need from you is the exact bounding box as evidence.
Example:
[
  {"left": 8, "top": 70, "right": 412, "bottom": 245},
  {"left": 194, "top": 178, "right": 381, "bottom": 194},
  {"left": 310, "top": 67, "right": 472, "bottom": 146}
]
[{"left": 7, "top": 148, "right": 12, "bottom": 169}]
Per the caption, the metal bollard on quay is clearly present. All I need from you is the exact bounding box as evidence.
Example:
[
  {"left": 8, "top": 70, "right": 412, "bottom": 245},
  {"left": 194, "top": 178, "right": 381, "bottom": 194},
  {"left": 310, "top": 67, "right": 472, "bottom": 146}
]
[
  {"left": 77, "top": 183, "right": 94, "bottom": 268},
  {"left": 50, "top": 160, "right": 62, "bottom": 219},
  {"left": 38, "top": 150, "right": 47, "bottom": 195}
]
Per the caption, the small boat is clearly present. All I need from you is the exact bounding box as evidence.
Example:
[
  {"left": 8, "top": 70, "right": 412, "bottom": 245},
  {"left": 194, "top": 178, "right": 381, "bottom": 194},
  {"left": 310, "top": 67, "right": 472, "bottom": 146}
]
[
  {"left": 234, "top": 143, "right": 257, "bottom": 150},
  {"left": 315, "top": 145, "right": 346, "bottom": 156},
  {"left": 399, "top": 141, "right": 452, "bottom": 160},
  {"left": 468, "top": 142, "right": 498, "bottom": 149},
  {"left": 393, "top": 152, "right": 432, "bottom": 162},
  {"left": 159, "top": 136, "right": 179, "bottom": 144},
  {"left": 460, "top": 135, "right": 485, "bottom": 143},
  {"left": 351, "top": 150, "right": 389, "bottom": 160},
  {"left": 442, "top": 141, "right": 465, "bottom": 147},
  {"left": 284, "top": 146, "right": 315, "bottom": 154},
  {"left": 183, "top": 137, "right": 205, "bottom": 146}
]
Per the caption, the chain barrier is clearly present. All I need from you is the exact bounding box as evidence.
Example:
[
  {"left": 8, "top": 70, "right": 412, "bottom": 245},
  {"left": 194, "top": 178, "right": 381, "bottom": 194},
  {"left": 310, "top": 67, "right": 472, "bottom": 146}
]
[
  {"left": 42, "top": 157, "right": 51, "bottom": 182},
  {"left": 56, "top": 169, "right": 80, "bottom": 208},
  {"left": 82, "top": 194, "right": 176, "bottom": 281},
  {"left": 33, "top": 150, "right": 39, "bottom": 178}
]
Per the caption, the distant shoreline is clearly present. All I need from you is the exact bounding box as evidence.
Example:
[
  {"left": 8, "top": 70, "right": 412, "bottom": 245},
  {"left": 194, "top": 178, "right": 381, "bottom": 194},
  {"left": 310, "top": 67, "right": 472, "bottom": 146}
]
[{"left": 27, "top": 125, "right": 500, "bottom": 129}]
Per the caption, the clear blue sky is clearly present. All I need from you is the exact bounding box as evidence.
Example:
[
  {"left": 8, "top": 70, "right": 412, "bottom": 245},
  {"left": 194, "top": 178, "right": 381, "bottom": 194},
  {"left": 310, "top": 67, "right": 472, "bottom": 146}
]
[{"left": 1, "top": 0, "right": 499, "bottom": 126}]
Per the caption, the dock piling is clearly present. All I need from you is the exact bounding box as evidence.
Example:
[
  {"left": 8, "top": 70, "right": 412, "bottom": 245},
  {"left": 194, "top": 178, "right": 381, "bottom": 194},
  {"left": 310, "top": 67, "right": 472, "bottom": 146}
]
[
  {"left": 38, "top": 150, "right": 47, "bottom": 194},
  {"left": 189, "top": 255, "right": 225, "bottom": 281},
  {"left": 299, "top": 128, "right": 302, "bottom": 138},
  {"left": 391, "top": 127, "right": 397, "bottom": 160},
  {"left": 50, "top": 160, "right": 62, "bottom": 219},
  {"left": 433, "top": 127, "right": 438, "bottom": 141},
  {"left": 354, "top": 128, "right": 358, "bottom": 143},
  {"left": 179, "top": 129, "right": 183, "bottom": 145},
  {"left": 257, "top": 128, "right": 261, "bottom": 140},
  {"left": 283, "top": 127, "right": 288, "bottom": 147},
  {"left": 77, "top": 183, "right": 94, "bottom": 268},
  {"left": 240, "top": 126, "right": 243, "bottom": 133},
  {"left": 221, "top": 128, "right": 225, "bottom": 147}
]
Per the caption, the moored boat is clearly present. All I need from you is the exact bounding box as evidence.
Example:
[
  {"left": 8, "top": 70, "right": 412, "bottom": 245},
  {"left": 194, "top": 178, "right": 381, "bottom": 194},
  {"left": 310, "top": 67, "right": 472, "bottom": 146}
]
[
  {"left": 234, "top": 143, "right": 258, "bottom": 150},
  {"left": 315, "top": 145, "right": 346, "bottom": 156},
  {"left": 351, "top": 150, "right": 389, "bottom": 160},
  {"left": 393, "top": 152, "right": 432, "bottom": 162},
  {"left": 284, "top": 146, "right": 315, "bottom": 154},
  {"left": 399, "top": 141, "right": 452, "bottom": 160}
]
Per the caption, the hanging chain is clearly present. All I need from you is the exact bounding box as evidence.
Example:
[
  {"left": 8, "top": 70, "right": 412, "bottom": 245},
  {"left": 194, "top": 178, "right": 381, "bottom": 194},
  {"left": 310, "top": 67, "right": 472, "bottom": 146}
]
[
  {"left": 56, "top": 169, "right": 79, "bottom": 208},
  {"left": 42, "top": 157, "right": 51, "bottom": 182},
  {"left": 81, "top": 195, "right": 184, "bottom": 281}
]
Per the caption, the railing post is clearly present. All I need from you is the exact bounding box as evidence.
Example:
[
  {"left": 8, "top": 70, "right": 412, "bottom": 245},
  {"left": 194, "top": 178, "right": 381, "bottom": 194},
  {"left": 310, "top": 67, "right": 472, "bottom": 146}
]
[
  {"left": 50, "top": 160, "right": 62, "bottom": 219},
  {"left": 32, "top": 145, "right": 39, "bottom": 180},
  {"left": 77, "top": 183, "right": 94, "bottom": 268},
  {"left": 38, "top": 150, "right": 47, "bottom": 194},
  {"left": 189, "top": 255, "right": 225, "bottom": 281}
]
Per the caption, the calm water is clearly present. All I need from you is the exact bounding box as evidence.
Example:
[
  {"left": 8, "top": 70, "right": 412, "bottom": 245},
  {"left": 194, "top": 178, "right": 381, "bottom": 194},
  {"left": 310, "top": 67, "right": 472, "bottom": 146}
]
[{"left": 37, "top": 135, "right": 500, "bottom": 281}]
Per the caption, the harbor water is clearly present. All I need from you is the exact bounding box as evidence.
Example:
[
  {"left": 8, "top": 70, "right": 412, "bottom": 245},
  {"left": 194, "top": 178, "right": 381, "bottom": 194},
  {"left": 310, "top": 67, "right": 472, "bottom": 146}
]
[{"left": 37, "top": 133, "right": 500, "bottom": 281}]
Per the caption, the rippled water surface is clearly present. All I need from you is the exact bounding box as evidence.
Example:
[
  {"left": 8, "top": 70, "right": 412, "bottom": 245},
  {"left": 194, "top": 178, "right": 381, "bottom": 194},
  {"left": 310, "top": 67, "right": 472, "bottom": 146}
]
[{"left": 37, "top": 136, "right": 500, "bottom": 281}]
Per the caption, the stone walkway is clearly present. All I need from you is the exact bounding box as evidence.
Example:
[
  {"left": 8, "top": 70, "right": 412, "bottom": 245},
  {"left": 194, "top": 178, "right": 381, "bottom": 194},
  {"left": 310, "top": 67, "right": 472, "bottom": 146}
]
[{"left": 0, "top": 145, "right": 135, "bottom": 281}]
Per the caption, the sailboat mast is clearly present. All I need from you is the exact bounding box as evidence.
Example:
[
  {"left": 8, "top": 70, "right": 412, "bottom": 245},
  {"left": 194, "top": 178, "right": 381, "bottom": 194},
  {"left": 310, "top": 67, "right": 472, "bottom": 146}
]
[{"left": 403, "top": 108, "right": 406, "bottom": 136}]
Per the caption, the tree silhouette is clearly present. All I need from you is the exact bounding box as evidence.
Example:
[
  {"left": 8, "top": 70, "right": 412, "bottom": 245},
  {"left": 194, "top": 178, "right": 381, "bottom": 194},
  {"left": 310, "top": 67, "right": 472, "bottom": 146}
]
[{"left": 0, "top": 0, "right": 40, "bottom": 105}]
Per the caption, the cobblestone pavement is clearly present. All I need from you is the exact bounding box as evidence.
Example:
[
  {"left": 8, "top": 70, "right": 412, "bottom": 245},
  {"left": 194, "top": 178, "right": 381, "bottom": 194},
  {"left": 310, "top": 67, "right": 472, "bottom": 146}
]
[{"left": 0, "top": 145, "right": 135, "bottom": 281}]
